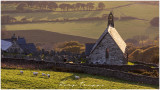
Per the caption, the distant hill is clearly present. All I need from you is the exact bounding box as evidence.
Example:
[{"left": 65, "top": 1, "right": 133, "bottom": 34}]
[{"left": 4, "top": 30, "right": 96, "bottom": 50}]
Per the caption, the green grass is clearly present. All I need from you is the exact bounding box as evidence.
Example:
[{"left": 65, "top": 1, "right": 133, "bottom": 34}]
[{"left": 1, "top": 68, "right": 158, "bottom": 89}]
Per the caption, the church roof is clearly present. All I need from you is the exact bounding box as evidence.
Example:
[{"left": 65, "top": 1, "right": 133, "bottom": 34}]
[{"left": 90, "top": 26, "right": 126, "bottom": 54}]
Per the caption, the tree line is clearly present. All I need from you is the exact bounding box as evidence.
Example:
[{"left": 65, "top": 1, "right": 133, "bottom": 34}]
[{"left": 2, "top": 1, "right": 106, "bottom": 11}]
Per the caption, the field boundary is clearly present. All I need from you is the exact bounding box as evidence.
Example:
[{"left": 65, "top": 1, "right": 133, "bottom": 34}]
[{"left": 1, "top": 57, "right": 159, "bottom": 86}]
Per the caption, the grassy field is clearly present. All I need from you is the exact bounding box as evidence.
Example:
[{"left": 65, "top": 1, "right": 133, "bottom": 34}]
[
  {"left": 4, "top": 20, "right": 158, "bottom": 40},
  {"left": 2, "top": 3, "right": 158, "bottom": 21},
  {"left": 1, "top": 68, "right": 158, "bottom": 89}
]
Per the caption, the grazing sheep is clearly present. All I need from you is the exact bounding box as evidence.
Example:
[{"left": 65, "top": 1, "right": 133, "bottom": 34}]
[
  {"left": 20, "top": 71, "right": 23, "bottom": 74},
  {"left": 75, "top": 75, "right": 80, "bottom": 79},
  {"left": 47, "top": 74, "right": 50, "bottom": 78},
  {"left": 42, "top": 73, "right": 46, "bottom": 76},
  {"left": 33, "top": 72, "right": 38, "bottom": 76}
]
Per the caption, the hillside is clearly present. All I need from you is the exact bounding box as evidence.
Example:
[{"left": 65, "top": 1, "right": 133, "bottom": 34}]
[
  {"left": 3, "top": 30, "right": 96, "bottom": 50},
  {"left": 2, "top": 1, "right": 159, "bottom": 41},
  {"left": 1, "top": 68, "right": 158, "bottom": 89},
  {"left": 129, "top": 45, "right": 159, "bottom": 64}
]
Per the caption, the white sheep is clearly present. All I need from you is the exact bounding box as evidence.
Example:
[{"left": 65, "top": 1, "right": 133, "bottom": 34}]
[
  {"left": 33, "top": 72, "right": 38, "bottom": 76},
  {"left": 20, "top": 71, "right": 23, "bottom": 74},
  {"left": 75, "top": 75, "right": 80, "bottom": 79},
  {"left": 47, "top": 74, "right": 50, "bottom": 78},
  {"left": 42, "top": 73, "right": 46, "bottom": 76}
]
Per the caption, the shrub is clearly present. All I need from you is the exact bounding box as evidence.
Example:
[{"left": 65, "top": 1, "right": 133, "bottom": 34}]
[
  {"left": 56, "top": 41, "right": 85, "bottom": 54},
  {"left": 150, "top": 17, "right": 159, "bottom": 27}
]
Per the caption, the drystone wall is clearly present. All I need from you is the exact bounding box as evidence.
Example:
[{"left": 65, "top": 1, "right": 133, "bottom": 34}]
[{"left": 1, "top": 58, "right": 159, "bottom": 85}]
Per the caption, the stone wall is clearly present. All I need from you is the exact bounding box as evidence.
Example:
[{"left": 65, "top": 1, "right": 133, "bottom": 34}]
[
  {"left": 1, "top": 58, "right": 159, "bottom": 86},
  {"left": 78, "top": 63, "right": 159, "bottom": 72}
]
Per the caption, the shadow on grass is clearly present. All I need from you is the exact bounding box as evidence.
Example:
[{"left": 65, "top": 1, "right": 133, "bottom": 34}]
[{"left": 60, "top": 71, "right": 159, "bottom": 89}]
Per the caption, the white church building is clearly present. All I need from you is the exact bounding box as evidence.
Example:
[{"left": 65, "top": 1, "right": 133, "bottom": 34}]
[{"left": 88, "top": 12, "right": 127, "bottom": 65}]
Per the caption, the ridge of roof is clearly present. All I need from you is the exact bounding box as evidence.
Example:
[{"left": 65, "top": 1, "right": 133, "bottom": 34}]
[{"left": 90, "top": 26, "right": 126, "bottom": 54}]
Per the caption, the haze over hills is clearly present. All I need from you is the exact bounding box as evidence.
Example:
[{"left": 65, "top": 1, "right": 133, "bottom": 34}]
[{"left": 4, "top": 30, "right": 96, "bottom": 50}]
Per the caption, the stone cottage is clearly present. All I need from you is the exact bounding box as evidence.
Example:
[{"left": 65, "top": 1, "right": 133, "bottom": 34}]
[
  {"left": 2, "top": 34, "right": 37, "bottom": 54},
  {"left": 88, "top": 12, "right": 127, "bottom": 65}
]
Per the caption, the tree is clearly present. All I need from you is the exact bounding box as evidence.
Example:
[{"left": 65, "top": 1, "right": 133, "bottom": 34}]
[
  {"left": 81, "top": 3, "right": 86, "bottom": 10},
  {"left": 150, "top": 17, "right": 159, "bottom": 27},
  {"left": 16, "top": 3, "right": 27, "bottom": 11},
  {"left": 71, "top": 4, "right": 76, "bottom": 11},
  {"left": 59, "top": 4, "right": 66, "bottom": 11},
  {"left": 75, "top": 3, "right": 82, "bottom": 10},
  {"left": 98, "top": 2, "right": 105, "bottom": 10},
  {"left": 56, "top": 41, "right": 85, "bottom": 54},
  {"left": 86, "top": 2, "right": 94, "bottom": 11},
  {"left": 48, "top": 2, "right": 58, "bottom": 10}
]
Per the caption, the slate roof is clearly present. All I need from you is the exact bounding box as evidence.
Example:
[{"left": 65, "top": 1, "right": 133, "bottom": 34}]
[
  {"left": 19, "top": 43, "right": 37, "bottom": 54},
  {"left": 2, "top": 36, "right": 36, "bottom": 54},
  {"left": 1, "top": 40, "right": 12, "bottom": 51},
  {"left": 17, "top": 38, "right": 26, "bottom": 45},
  {"left": 85, "top": 43, "right": 95, "bottom": 56},
  {"left": 90, "top": 26, "right": 126, "bottom": 54}
]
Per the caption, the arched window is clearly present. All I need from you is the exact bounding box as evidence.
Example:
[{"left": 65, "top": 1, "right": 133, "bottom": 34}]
[{"left": 106, "top": 48, "right": 109, "bottom": 58}]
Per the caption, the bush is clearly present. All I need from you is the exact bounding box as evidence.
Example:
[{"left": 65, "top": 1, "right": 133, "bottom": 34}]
[
  {"left": 150, "top": 17, "right": 159, "bottom": 27},
  {"left": 56, "top": 41, "right": 85, "bottom": 54}
]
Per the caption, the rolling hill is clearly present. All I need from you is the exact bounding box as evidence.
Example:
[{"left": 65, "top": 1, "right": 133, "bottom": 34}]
[{"left": 4, "top": 30, "right": 96, "bottom": 50}]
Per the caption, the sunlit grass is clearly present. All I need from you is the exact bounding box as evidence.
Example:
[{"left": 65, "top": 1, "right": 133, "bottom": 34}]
[
  {"left": 127, "top": 62, "right": 134, "bottom": 65},
  {"left": 1, "top": 68, "right": 158, "bottom": 89}
]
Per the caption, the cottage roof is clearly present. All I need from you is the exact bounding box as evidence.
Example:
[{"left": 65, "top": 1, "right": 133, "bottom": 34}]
[
  {"left": 17, "top": 38, "right": 26, "bottom": 45},
  {"left": 1, "top": 40, "right": 12, "bottom": 51},
  {"left": 2, "top": 36, "right": 36, "bottom": 54},
  {"left": 85, "top": 43, "right": 95, "bottom": 56},
  {"left": 90, "top": 26, "right": 126, "bottom": 54},
  {"left": 3, "top": 38, "right": 26, "bottom": 45}
]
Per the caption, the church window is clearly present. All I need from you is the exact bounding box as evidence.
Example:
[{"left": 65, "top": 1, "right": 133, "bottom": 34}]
[{"left": 106, "top": 48, "right": 109, "bottom": 58}]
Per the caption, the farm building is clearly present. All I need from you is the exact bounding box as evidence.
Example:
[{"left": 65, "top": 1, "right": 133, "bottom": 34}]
[
  {"left": 2, "top": 34, "right": 37, "bottom": 54},
  {"left": 87, "top": 12, "right": 127, "bottom": 65}
]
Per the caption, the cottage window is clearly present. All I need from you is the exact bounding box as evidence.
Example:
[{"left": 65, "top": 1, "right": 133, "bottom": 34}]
[{"left": 106, "top": 48, "right": 109, "bottom": 58}]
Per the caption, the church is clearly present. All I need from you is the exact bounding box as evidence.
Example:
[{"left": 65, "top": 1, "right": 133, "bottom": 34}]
[{"left": 86, "top": 12, "right": 127, "bottom": 65}]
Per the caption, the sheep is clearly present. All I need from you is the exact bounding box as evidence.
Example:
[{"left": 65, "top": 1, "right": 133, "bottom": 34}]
[
  {"left": 47, "top": 74, "right": 50, "bottom": 78},
  {"left": 42, "top": 73, "right": 46, "bottom": 76},
  {"left": 33, "top": 72, "right": 38, "bottom": 76},
  {"left": 20, "top": 71, "right": 23, "bottom": 74},
  {"left": 75, "top": 75, "right": 80, "bottom": 79}
]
